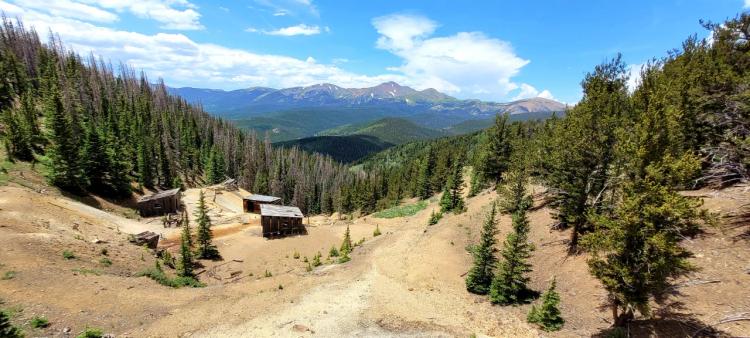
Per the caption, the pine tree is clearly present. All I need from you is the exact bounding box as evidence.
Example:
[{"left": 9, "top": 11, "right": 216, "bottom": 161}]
[
  {"left": 178, "top": 213, "right": 195, "bottom": 277},
  {"left": 194, "top": 190, "right": 220, "bottom": 259},
  {"left": 465, "top": 202, "right": 499, "bottom": 295},
  {"left": 440, "top": 161, "right": 465, "bottom": 213},
  {"left": 340, "top": 225, "right": 352, "bottom": 256},
  {"left": 415, "top": 148, "right": 435, "bottom": 199},
  {"left": 439, "top": 184, "right": 452, "bottom": 213},
  {"left": 0, "top": 310, "right": 23, "bottom": 338},
  {"left": 82, "top": 121, "right": 110, "bottom": 194},
  {"left": 582, "top": 157, "right": 707, "bottom": 326},
  {"left": 497, "top": 167, "right": 532, "bottom": 214},
  {"left": 44, "top": 84, "right": 87, "bottom": 193},
  {"left": 528, "top": 278, "right": 564, "bottom": 332},
  {"left": 2, "top": 103, "right": 33, "bottom": 161},
  {"left": 478, "top": 113, "right": 512, "bottom": 185},
  {"left": 490, "top": 204, "right": 535, "bottom": 304}
]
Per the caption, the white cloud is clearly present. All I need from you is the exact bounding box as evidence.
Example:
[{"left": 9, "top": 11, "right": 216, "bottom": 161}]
[
  {"left": 10, "top": 0, "right": 117, "bottom": 23},
  {"left": 372, "top": 13, "right": 541, "bottom": 100},
  {"left": 0, "top": 2, "right": 402, "bottom": 90},
  {"left": 266, "top": 24, "right": 321, "bottom": 36},
  {"left": 272, "top": 10, "right": 287, "bottom": 16},
  {"left": 78, "top": 0, "right": 204, "bottom": 30},
  {"left": 246, "top": 24, "right": 323, "bottom": 36},
  {"left": 626, "top": 63, "right": 647, "bottom": 92},
  {"left": 745, "top": 0, "right": 750, "bottom": 8},
  {"left": 512, "top": 83, "right": 555, "bottom": 101}
]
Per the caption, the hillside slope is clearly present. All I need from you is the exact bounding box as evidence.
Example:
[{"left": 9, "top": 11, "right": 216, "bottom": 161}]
[
  {"left": 319, "top": 117, "right": 448, "bottom": 145},
  {"left": 276, "top": 135, "right": 393, "bottom": 163}
]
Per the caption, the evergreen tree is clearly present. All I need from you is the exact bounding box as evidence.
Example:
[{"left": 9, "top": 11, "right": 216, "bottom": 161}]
[
  {"left": 82, "top": 121, "right": 110, "bottom": 193},
  {"left": 340, "top": 225, "right": 352, "bottom": 256},
  {"left": 440, "top": 161, "right": 465, "bottom": 213},
  {"left": 178, "top": 213, "right": 195, "bottom": 277},
  {"left": 44, "top": 84, "right": 87, "bottom": 193},
  {"left": 497, "top": 167, "right": 532, "bottom": 214},
  {"left": 194, "top": 190, "right": 220, "bottom": 259},
  {"left": 2, "top": 103, "right": 33, "bottom": 161},
  {"left": 415, "top": 148, "right": 435, "bottom": 199},
  {"left": 0, "top": 310, "right": 23, "bottom": 338},
  {"left": 582, "top": 157, "right": 707, "bottom": 326},
  {"left": 479, "top": 113, "right": 512, "bottom": 185},
  {"left": 527, "top": 278, "right": 564, "bottom": 332},
  {"left": 205, "top": 147, "right": 226, "bottom": 185},
  {"left": 465, "top": 202, "right": 499, "bottom": 294},
  {"left": 490, "top": 204, "right": 535, "bottom": 305}
]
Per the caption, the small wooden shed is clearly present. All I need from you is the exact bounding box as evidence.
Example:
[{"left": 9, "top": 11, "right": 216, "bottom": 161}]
[
  {"left": 243, "top": 194, "right": 281, "bottom": 213},
  {"left": 260, "top": 204, "right": 305, "bottom": 237},
  {"left": 137, "top": 188, "right": 181, "bottom": 217}
]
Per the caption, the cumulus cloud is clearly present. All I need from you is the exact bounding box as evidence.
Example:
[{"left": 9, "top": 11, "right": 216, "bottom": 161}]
[
  {"left": 372, "top": 13, "right": 550, "bottom": 101},
  {"left": 266, "top": 24, "right": 321, "bottom": 36},
  {"left": 0, "top": 1, "right": 402, "bottom": 90},
  {"left": 745, "top": 0, "right": 750, "bottom": 8},
  {"left": 512, "top": 83, "right": 555, "bottom": 101},
  {"left": 79, "top": 0, "right": 203, "bottom": 30}
]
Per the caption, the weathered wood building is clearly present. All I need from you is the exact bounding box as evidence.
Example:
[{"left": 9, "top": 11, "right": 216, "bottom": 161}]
[
  {"left": 137, "top": 188, "right": 181, "bottom": 217},
  {"left": 243, "top": 194, "right": 281, "bottom": 213},
  {"left": 260, "top": 204, "right": 305, "bottom": 237}
]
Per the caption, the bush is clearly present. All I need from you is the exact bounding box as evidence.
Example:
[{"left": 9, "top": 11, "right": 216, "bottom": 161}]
[
  {"left": 264, "top": 270, "right": 272, "bottom": 278},
  {"left": 77, "top": 327, "right": 103, "bottom": 338},
  {"left": 373, "top": 225, "right": 382, "bottom": 237},
  {"left": 328, "top": 246, "right": 339, "bottom": 258},
  {"left": 428, "top": 210, "right": 443, "bottom": 225},
  {"left": 527, "top": 279, "right": 564, "bottom": 332},
  {"left": 312, "top": 252, "right": 322, "bottom": 267},
  {"left": 278, "top": 284, "right": 283, "bottom": 290},
  {"left": 1, "top": 271, "right": 15, "bottom": 280},
  {"left": 293, "top": 250, "right": 300, "bottom": 259},
  {"left": 62, "top": 250, "right": 75, "bottom": 260},
  {"left": 99, "top": 248, "right": 108, "bottom": 256},
  {"left": 137, "top": 262, "right": 204, "bottom": 288},
  {"left": 373, "top": 200, "right": 428, "bottom": 219},
  {"left": 98, "top": 258, "right": 112, "bottom": 267},
  {"left": 30, "top": 316, "right": 49, "bottom": 328}
]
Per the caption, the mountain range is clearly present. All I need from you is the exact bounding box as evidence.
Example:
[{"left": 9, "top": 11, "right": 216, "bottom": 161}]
[{"left": 169, "top": 82, "right": 567, "bottom": 143}]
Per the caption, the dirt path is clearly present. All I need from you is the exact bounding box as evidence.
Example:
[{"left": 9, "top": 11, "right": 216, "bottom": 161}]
[{"left": 193, "top": 193, "right": 536, "bottom": 338}]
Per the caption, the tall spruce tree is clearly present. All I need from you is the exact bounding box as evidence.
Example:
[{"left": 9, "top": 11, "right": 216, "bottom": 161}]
[
  {"left": 415, "top": 147, "right": 436, "bottom": 199},
  {"left": 194, "top": 190, "right": 220, "bottom": 259},
  {"left": 44, "top": 84, "right": 87, "bottom": 193},
  {"left": 479, "top": 113, "right": 512, "bottom": 185},
  {"left": 178, "top": 212, "right": 195, "bottom": 277},
  {"left": 489, "top": 201, "right": 534, "bottom": 305},
  {"left": 465, "top": 201, "right": 499, "bottom": 294},
  {"left": 497, "top": 167, "right": 532, "bottom": 214}
]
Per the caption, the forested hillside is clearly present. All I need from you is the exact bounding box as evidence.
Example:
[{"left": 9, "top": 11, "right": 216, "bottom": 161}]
[{"left": 0, "top": 18, "right": 364, "bottom": 215}]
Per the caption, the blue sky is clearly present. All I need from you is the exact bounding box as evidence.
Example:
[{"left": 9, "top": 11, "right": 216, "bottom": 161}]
[{"left": 1, "top": 0, "right": 748, "bottom": 103}]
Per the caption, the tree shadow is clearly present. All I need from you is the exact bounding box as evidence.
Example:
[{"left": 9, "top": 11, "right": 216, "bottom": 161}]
[
  {"left": 518, "top": 288, "right": 541, "bottom": 304},
  {"left": 592, "top": 301, "right": 733, "bottom": 338}
]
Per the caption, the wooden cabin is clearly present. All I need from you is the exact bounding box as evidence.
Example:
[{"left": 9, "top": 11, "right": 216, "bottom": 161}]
[
  {"left": 260, "top": 204, "right": 304, "bottom": 237},
  {"left": 243, "top": 194, "right": 282, "bottom": 213},
  {"left": 137, "top": 188, "right": 181, "bottom": 217}
]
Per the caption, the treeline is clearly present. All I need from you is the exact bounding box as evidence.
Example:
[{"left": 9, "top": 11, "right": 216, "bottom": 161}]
[{"left": 0, "top": 18, "right": 362, "bottom": 214}]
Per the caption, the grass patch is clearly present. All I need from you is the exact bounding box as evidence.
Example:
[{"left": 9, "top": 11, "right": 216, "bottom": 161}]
[
  {"left": 77, "top": 327, "right": 104, "bottom": 338},
  {"left": 373, "top": 200, "right": 427, "bottom": 219},
  {"left": 98, "top": 258, "right": 112, "bottom": 267},
  {"left": 1, "top": 271, "right": 16, "bottom": 280},
  {"left": 72, "top": 268, "right": 102, "bottom": 276},
  {"left": 137, "top": 266, "right": 205, "bottom": 288},
  {"left": 30, "top": 315, "right": 49, "bottom": 328},
  {"left": 62, "top": 250, "right": 75, "bottom": 260}
]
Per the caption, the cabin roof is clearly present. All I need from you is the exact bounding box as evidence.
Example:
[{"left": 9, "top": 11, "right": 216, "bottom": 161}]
[
  {"left": 244, "top": 194, "right": 282, "bottom": 203},
  {"left": 260, "top": 204, "right": 303, "bottom": 218},
  {"left": 137, "top": 188, "right": 181, "bottom": 203}
]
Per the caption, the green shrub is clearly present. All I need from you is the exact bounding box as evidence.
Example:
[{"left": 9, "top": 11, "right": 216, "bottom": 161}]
[
  {"left": 30, "top": 316, "right": 49, "bottom": 328},
  {"left": 98, "top": 258, "right": 112, "bottom": 267},
  {"left": 328, "top": 246, "right": 339, "bottom": 257},
  {"left": 292, "top": 250, "right": 300, "bottom": 259},
  {"left": 137, "top": 262, "right": 204, "bottom": 288},
  {"left": 77, "top": 327, "right": 103, "bottom": 338},
  {"left": 312, "top": 252, "right": 322, "bottom": 267},
  {"left": 428, "top": 210, "right": 443, "bottom": 225},
  {"left": 62, "top": 250, "right": 75, "bottom": 260},
  {"left": 373, "top": 200, "right": 427, "bottom": 219},
  {"left": 373, "top": 225, "right": 382, "bottom": 237},
  {"left": 1, "top": 271, "right": 15, "bottom": 280},
  {"left": 264, "top": 270, "right": 272, "bottom": 278},
  {"left": 278, "top": 284, "right": 283, "bottom": 290},
  {"left": 527, "top": 279, "right": 564, "bottom": 332}
]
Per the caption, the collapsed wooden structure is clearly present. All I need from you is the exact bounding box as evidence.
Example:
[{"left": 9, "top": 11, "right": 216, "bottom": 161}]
[
  {"left": 243, "top": 194, "right": 282, "bottom": 213},
  {"left": 260, "top": 204, "right": 304, "bottom": 237},
  {"left": 136, "top": 188, "right": 181, "bottom": 217},
  {"left": 130, "top": 231, "right": 160, "bottom": 249}
]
